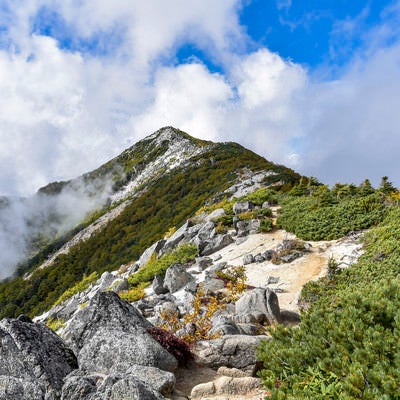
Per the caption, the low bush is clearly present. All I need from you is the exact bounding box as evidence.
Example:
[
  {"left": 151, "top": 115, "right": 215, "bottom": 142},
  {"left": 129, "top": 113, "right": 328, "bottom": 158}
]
[
  {"left": 118, "top": 281, "right": 149, "bottom": 302},
  {"left": 259, "top": 218, "right": 273, "bottom": 232},
  {"left": 277, "top": 193, "right": 386, "bottom": 241},
  {"left": 240, "top": 187, "right": 278, "bottom": 206},
  {"left": 158, "top": 284, "right": 223, "bottom": 343},
  {"left": 147, "top": 326, "right": 193, "bottom": 366},
  {"left": 159, "top": 267, "right": 250, "bottom": 343},
  {"left": 54, "top": 272, "right": 99, "bottom": 306},
  {"left": 164, "top": 226, "right": 177, "bottom": 238},
  {"left": 257, "top": 205, "right": 400, "bottom": 399},
  {"left": 46, "top": 317, "right": 66, "bottom": 332},
  {"left": 215, "top": 265, "right": 247, "bottom": 301},
  {"left": 128, "top": 243, "right": 198, "bottom": 287}
]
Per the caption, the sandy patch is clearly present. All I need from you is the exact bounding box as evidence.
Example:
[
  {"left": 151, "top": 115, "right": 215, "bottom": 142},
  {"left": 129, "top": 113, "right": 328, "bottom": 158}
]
[{"left": 209, "top": 230, "right": 363, "bottom": 313}]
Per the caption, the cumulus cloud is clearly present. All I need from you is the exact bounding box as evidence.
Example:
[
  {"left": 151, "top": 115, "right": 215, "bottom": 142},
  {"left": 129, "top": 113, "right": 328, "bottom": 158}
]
[
  {"left": 226, "top": 49, "right": 306, "bottom": 164},
  {"left": 300, "top": 43, "right": 400, "bottom": 186},
  {"left": 0, "top": 0, "right": 246, "bottom": 196},
  {"left": 0, "top": 0, "right": 400, "bottom": 277},
  {"left": 0, "top": 0, "right": 400, "bottom": 192},
  {"left": 134, "top": 49, "right": 307, "bottom": 167},
  {"left": 133, "top": 63, "right": 234, "bottom": 140},
  {"left": 59, "top": 0, "right": 244, "bottom": 61}
]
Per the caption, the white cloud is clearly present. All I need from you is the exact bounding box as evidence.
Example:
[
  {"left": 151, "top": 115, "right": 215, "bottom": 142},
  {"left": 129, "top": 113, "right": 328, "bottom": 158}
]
[
  {"left": 133, "top": 49, "right": 307, "bottom": 167},
  {"left": 0, "top": 0, "right": 245, "bottom": 195},
  {"left": 1, "top": 0, "right": 400, "bottom": 277},
  {"left": 0, "top": 0, "right": 400, "bottom": 201},
  {"left": 133, "top": 63, "right": 234, "bottom": 140},
  {"left": 300, "top": 43, "right": 400, "bottom": 186},
  {"left": 34, "top": 0, "right": 244, "bottom": 65}
]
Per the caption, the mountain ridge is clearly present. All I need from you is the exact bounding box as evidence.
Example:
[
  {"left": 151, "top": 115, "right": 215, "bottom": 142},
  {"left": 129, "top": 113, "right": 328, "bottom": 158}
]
[
  {"left": 0, "top": 127, "right": 398, "bottom": 399},
  {"left": 0, "top": 127, "right": 302, "bottom": 318}
]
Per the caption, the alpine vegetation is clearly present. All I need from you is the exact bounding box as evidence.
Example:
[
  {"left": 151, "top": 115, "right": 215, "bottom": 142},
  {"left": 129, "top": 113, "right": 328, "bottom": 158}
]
[{"left": 0, "top": 128, "right": 398, "bottom": 399}]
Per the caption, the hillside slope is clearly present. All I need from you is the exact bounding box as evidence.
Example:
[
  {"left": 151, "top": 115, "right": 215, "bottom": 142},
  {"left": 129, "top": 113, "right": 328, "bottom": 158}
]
[
  {"left": 0, "top": 133, "right": 398, "bottom": 399},
  {"left": 0, "top": 127, "right": 301, "bottom": 318}
]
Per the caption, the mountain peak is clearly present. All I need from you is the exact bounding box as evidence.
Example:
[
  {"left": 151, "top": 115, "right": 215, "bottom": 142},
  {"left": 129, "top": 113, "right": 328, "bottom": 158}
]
[
  {"left": 146, "top": 126, "right": 209, "bottom": 147},
  {"left": 148, "top": 126, "right": 181, "bottom": 141},
  {"left": 109, "top": 127, "right": 210, "bottom": 202}
]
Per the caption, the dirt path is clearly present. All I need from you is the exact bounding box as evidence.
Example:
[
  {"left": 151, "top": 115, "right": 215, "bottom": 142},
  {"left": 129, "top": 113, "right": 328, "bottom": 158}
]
[
  {"left": 210, "top": 228, "right": 362, "bottom": 313},
  {"left": 247, "top": 252, "right": 327, "bottom": 311},
  {"left": 170, "top": 230, "right": 363, "bottom": 399},
  {"left": 172, "top": 363, "right": 266, "bottom": 400},
  {"left": 174, "top": 363, "right": 218, "bottom": 395}
]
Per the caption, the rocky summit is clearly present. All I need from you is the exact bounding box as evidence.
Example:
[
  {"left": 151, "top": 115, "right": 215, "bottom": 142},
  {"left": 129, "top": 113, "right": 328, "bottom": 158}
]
[{"left": 0, "top": 127, "right": 398, "bottom": 399}]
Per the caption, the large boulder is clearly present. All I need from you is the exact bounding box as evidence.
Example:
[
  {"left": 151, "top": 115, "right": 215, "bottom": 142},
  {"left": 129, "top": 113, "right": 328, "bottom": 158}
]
[
  {"left": 137, "top": 239, "right": 166, "bottom": 267},
  {"left": 192, "top": 335, "right": 269, "bottom": 374},
  {"left": 127, "top": 365, "right": 176, "bottom": 396},
  {"left": 200, "top": 234, "right": 234, "bottom": 256},
  {"left": 209, "top": 316, "right": 240, "bottom": 337},
  {"left": 61, "top": 369, "right": 166, "bottom": 400},
  {"left": 202, "top": 277, "right": 225, "bottom": 294},
  {"left": 183, "top": 223, "right": 203, "bottom": 242},
  {"left": 195, "top": 256, "right": 213, "bottom": 271},
  {"left": 235, "top": 288, "right": 282, "bottom": 324},
  {"left": 97, "top": 271, "right": 117, "bottom": 290},
  {"left": 162, "top": 220, "right": 194, "bottom": 254},
  {"left": 192, "top": 221, "right": 217, "bottom": 250},
  {"left": 163, "top": 263, "right": 194, "bottom": 293},
  {"left": 206, "top": 208, "right": 226, "bottom": 221},
  {"left": 152, "top": 274, "right": 168, "bottom": 295},
  {"left": 189, "top": 221, "right": 234, "bottom": 256},
  {"left": 191, "top": 376, "right": 262, "bottom": 399},
  {"left": 0, "top": 316, "right": 77, "bottom": 400},
  {"left": 237, "top": 219, "right": 260, "bottom": 237},
  {"left": 62, "top": 291, "right": 178, "bottom": 374},
  {"left": 233, "top": 201, "right": 254, "bottom": 215}
]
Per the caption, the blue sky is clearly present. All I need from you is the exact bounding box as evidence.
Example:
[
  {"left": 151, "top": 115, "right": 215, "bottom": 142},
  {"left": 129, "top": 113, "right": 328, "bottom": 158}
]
[
  {"left": 28, "top": 1, "right": 394, "bottom": 70},
  {"left": 0, "top": 0, "right": 400, "bottom": 195},
  {"left": 241, "top": 1, "right": 391, "bottom": 68}
]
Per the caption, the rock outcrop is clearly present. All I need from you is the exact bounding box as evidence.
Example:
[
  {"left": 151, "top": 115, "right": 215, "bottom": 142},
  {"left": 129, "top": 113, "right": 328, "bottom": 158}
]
[
  {"left": 236, "top": 219, "right": 260, "bottom": 237},
  {"left": 192, "top": 334, "right": 269, "bottom": 374},
  {"left": 235, "top": 288, "right": 282, "bottom": 325},
  {"left": 164, "top": 263, "right": 194, "bottom": 293},
  {"left": 0, "top": 316, "right": 77, "bottom": 400},
  {"left": 61, "top": 370, "right": 166, "bottom": 400},
  {"left": 62, "top": 291, "right": 178, "bottom": 374},
  {"left": 233, "top": 200, "right": 255, "bottom": 215}
]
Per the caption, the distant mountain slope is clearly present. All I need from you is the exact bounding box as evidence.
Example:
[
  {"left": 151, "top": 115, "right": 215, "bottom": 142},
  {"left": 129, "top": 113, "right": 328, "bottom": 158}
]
[{"left": 0, "top": 127, "right": 302, "bottom": 318}]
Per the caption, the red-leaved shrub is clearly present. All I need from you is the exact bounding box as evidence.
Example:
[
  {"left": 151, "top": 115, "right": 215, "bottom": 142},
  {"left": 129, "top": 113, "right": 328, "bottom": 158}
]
[{"left": 147, "top": 326, "right": 193, "bottom": 366}]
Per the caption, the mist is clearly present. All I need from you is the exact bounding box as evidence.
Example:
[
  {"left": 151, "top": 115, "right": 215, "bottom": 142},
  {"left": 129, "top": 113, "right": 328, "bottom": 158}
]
[{"left": 0, "top": 176, "right": 113, "bottom": 279}]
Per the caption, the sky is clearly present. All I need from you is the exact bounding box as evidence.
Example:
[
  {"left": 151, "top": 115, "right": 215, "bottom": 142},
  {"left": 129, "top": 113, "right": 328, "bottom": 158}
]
[{"left": 1, "top": 0, "right": 400, "bottom": 195}]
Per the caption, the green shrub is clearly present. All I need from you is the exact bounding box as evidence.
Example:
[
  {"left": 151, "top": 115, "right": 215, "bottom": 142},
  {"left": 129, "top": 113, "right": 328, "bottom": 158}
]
[
  {"left": 258, "top": 206, "right": 400, "bottom": 399},
  {"left": 277, "top": 193, "right": 386, "bottom": 240},
  {"left": 241, "top": 187, "right": 279, "bottom": 205},
  {"left": 237, "top": 208, "right": 273, "bottom": 232},
  {"left": 46, "top": 317, "right": 66, "bottom": 332},
  {"left": 257, "top": 207, "right": 273, "bottom": 217},
  {"left": 259, "top": 218, "right": 273, "bottom": 232},
  {"left": 119, "top": 281, "right": 150, "bottom": 302},
  {"left": 54, "top": 272, "right": 99, "bottom": 306},
  {"left": 196, "top": 198, "right": 236, "bottom": 216},
  {"left": 128, "top": 243, "right": 198, "bottom": 287}
]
